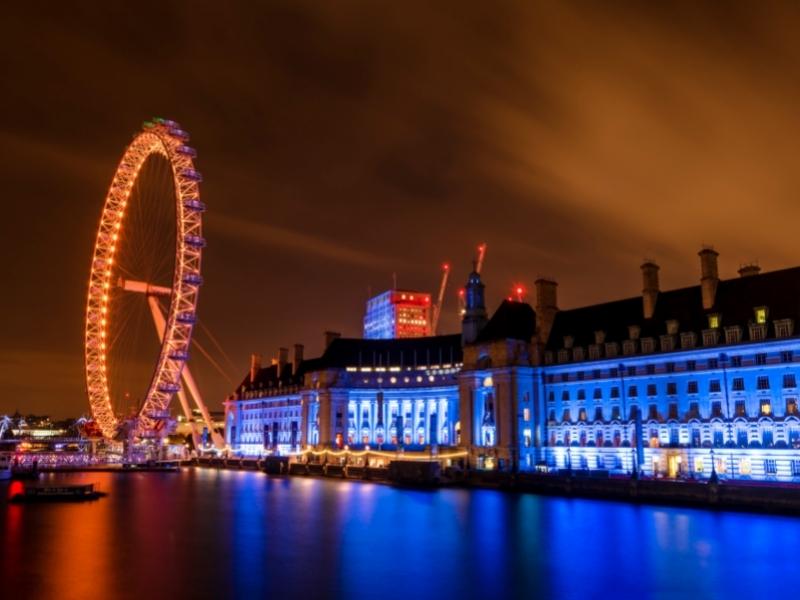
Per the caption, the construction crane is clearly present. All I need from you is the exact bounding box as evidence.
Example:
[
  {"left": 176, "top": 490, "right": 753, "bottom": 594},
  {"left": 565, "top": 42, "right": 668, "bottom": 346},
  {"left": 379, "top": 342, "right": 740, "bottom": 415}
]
[
  {"left": 476, "top": 243, "right": 487, "bottom": 274},
  {"left": 458, "top": 243, "right": 488, "bottom": 317},
  {"left": 431, "top": 262, "right": 450, "bottom": 335}
]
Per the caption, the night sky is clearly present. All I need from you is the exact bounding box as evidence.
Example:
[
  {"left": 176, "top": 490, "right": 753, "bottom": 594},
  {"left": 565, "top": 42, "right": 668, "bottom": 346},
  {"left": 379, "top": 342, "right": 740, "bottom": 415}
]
[{"left": 3, "top": 1, "right": 800, "bottom": 418}]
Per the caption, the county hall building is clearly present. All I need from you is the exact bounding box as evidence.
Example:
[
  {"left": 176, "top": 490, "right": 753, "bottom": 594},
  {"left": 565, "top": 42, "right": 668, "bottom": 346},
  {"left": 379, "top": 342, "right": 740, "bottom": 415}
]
[{"left": 224, "top": 248, "right": 800, "bottom": 481}]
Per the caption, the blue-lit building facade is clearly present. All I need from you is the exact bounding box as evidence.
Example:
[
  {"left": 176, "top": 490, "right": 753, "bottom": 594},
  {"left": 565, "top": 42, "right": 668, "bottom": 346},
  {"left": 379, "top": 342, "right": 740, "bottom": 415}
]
[{"left": 225, "top": 248, "right": 800, "bottom": 481}]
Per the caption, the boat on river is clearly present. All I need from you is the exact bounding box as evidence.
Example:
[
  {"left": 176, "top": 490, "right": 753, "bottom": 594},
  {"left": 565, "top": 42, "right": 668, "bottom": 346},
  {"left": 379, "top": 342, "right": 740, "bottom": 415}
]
[
  {"left": 10, "top": 483, "right": 106, "bottom": 503},
  {"left": 0, "top": 454, "right": 11, "bottom": 481}
]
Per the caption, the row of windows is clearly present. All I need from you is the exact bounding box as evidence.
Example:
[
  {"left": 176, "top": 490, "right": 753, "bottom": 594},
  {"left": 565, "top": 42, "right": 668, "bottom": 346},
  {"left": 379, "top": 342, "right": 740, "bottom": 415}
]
[
  {"left": 548, "top": 318, "right": 796, "bottom": 365},
  {"left": 550, "top": 397, "right": 799, "bottom": 423},
  {"left": 550, "top": 425, "right": 800, "bottom": 449},
  {"left": 547, "top": 374, "right": 798, "bottom": 402},
  {"left": 545, "top": 351, "right": 793, "bottom": 383}
]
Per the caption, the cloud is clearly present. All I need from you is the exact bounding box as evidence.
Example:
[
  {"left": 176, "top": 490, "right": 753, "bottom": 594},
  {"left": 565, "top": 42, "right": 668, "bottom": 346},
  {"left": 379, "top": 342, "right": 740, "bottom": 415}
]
[{"left": 207, "top": 212, "right": 402, "bottom": 269}]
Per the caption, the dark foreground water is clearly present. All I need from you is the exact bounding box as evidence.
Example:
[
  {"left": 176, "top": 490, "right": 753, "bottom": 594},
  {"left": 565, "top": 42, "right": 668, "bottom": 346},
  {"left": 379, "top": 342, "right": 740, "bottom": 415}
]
[{"left": 1, "top": 470, "right": 797, "bottom": 600}]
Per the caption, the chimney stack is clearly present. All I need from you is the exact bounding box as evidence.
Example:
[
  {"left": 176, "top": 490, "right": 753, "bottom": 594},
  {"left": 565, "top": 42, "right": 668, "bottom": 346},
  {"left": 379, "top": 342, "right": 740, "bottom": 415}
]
[
  {"left": 294, "top": 343, "right": 304, "bottom": 371},
  {"left": 738, "top": 263, "right": 761, "bottom": 278},
  {"left": 324, "top": 331, "right": 341, "bottom": 350},
  {"left": 534, "top": 278, "right": 558, "bottom": 343},
  {"left": 278, "top": 347, "right": 289, "bottom": 376},
  {"left": 249, "top": 353, "right": 262, "bottom": 384},
  {"left": 699, "top": 246, "right": 719, "bottom": 310},
  {"left": 641, "top": 260, "right": 660, "bottom": 319}
]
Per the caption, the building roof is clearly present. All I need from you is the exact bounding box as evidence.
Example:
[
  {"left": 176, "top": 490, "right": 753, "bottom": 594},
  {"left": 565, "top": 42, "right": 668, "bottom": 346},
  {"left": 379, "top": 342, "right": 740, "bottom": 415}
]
[
  {"left": 546, "top": 266, "right": 800, "bottom": 351},
  {"left": 476, "top": 300, "right": 536, "bottom": 343},
  {"left": 311, "top": 334, "right": 463, "bottom": 369}
]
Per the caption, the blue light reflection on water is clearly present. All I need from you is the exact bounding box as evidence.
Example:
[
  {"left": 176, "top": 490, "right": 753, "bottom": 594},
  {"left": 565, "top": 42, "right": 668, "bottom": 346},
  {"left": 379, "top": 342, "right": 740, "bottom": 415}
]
[{"left": 1, "top": 470, "right": 798, "bottom": 600}]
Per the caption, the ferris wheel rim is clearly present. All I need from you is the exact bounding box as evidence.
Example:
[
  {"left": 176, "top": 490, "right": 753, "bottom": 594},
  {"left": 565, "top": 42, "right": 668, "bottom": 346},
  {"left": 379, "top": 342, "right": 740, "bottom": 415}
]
[{"left": 84, "top": 119, "right": 204, "bottom": 439}]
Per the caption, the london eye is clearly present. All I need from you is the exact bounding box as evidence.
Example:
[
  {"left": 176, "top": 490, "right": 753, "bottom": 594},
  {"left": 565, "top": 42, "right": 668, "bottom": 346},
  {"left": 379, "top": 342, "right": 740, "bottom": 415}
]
[{"left": 84, "top": 119, "right": 216, "bottom": 445}]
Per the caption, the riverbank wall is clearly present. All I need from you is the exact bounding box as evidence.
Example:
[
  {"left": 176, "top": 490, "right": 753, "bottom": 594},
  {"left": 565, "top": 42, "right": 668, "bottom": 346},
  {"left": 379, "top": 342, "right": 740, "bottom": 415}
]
[{"left": 186, "top": 457, "right": 800, "bottom": 514}]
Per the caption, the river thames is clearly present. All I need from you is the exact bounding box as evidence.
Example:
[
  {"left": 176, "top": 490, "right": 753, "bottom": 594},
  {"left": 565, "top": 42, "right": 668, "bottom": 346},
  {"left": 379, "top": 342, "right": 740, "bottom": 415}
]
[{"left": 1, "top": 469, "right": 796, "bottom": 599}]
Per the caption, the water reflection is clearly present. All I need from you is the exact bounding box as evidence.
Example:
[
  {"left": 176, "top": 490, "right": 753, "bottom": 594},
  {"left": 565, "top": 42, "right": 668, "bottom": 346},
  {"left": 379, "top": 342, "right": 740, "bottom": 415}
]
[{"left": 1, "top": 471, "right": 798, "bottom": 599}]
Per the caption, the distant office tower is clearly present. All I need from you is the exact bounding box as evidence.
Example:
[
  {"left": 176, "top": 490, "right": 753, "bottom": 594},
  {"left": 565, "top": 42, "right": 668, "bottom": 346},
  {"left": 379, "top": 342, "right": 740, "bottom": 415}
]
[{"left": 363, "top": 290, "right": 432, "bottom": 339}]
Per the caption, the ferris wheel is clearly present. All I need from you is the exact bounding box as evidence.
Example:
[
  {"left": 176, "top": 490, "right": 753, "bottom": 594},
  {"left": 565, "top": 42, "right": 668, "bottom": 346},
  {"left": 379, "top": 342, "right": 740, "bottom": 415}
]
[{"left": 84, "top": 118, "right": 222, "bottom": 447}]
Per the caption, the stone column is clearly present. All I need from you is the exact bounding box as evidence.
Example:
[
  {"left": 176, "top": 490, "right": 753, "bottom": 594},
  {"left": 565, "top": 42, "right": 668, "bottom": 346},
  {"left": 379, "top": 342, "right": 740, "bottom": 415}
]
[{"left": 318, "top": 389, "right": 331, "bottom": 447}]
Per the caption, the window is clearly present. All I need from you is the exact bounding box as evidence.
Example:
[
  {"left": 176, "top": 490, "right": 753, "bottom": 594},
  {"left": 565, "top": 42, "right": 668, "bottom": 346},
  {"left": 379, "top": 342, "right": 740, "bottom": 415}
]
[
  {"left": 688, "top": 402, "right": 700, "bottom": 418},
  {"left": 627, "top": 366, "right": 637, "bottom": 377},
  {"left": 561, "top": 409, "right": 571, "bottom": 422},
  {"left": 737, "top": 428, "right": 748, "bottom": 448},
  {"left": 667, "top": 382, "right": 677, "bottom": 395},
  {"left": 666, "top": 319, "right": 679, "bottom": 335},
  {"left": 573, "top": 347, "right": 585, "bottom": 361},
  {"left": 763, "top": 429, "right": 773, "bottom": 447},
  {"left": 711, "top": 401, "right": 723, "bottom": 417},
  {"left": 764, "top": 459, "right": 777, "bottom": 475},
  {"left": 548, "top": 391, "right": 555, "bottom": 403},
  {"left": 578, "top": 408, "right": 587, "bottom": 422},
  {"left": 760, "top": 398, "right": 772, "bottom": 416},
  {"left": 629, "top": 325, "right": 641, "bottom": 339},
  {"left": 624, "top": 339, "right": 637, "bottom": 355},
  {"left": 786, "top": 398, "right": 798, "bottom": 416},
  {"left": 646, "top": 364, "right": 656, "bottom": 375},
  {"left": 732, "top": 378, "right": 745, "bottom": 392},
  {"left": 668, "top": 403, "right": 678, "bottom": 419},
  {"left": 666, "top": 427, "right": 678, "bottom": 447},
  {"left": 592, "top": 369, "right": 601, "bottom": 379},
  {"left": 593, "top": 388, "right": 602, "bottom": 400},
  {"left": 611, "top": 406, "right": 621, "bottom": 420},
  {"left": 735, "top": 400, "right": 747, "bottom": 417},
  {"left": 577, "top": 389, "right": 586, "bottom": 400},
  {"left": 610, "top": 367, "right": 619, "bottom": 378},
  {"left": 708, "top": 314, "right": 721, "bottom": 329},
  {"left": 781, "top": 351, "right": 794, "bottom": 364},
  {"left": 666, "top": 362, "right": 675, "bottom": 373},
  {"left": 660, "top": 335, "right": 674, "bottom": 352},
  {"left": 775, "top": 319, "right": 794, "bottom": 338},
  {"left": 792, "top": 460, "right": 800, "bottom": 477},
  {"left": 641, "top": 338, "right": 655, "bottom": 353},
  {"left": 588, "top": 345, "right": 601, "bottom": 360},
  {"left": 757, "top": 376, "right": 770, "bottom": 390},
  {"left": 610, "top": 386, "right": 620, "bottom": 399},
  {"left": 755, "top": 353, "right": 767, "bottom": 366},
  {"left": 647, "top": 384, "right": 657, "bottom": 397},
  {"left": 681, "top": 332, "right": 697, "bottom": 349},
  {"left": 703, "top": 330, "right": 719, "bottom": 346},
  {"left": 577, "top": 371, "right": 585, "bottom": 381},
  {"left": 561, "top": 390, "right": 570, "bottom": 402},
  {"left": 628, "top": 385, "right": 638, "bottom": 398},
  {"left": 755, "top": 307, "right": 768, "bottom": 324},
  {"left": 725, "top": 326, "right": 742, "bottom": 344},
  {"left": 750, "top": 324, "right": 767, "bottom": 342},
  {"left": 687, "top": 381, "right": 699, "bottom": 394},
  {"left": 687, "top": 359, "right": 696, "bottom": 371},
  {"left": 648, "top": 405, "right": 659, "bottom": 420},
  {"left": 709, "top": 380, "right": 721, "bottom": 393},
  {"left": 593, "top": 407, "right": 604, "bottom": 421},
  {"left": 731, "top": 356, "right": 742, "bottom": 367},
  {"left": 523, "top": 408, "right": 531, "bottom": 421},
  {"left": 784, "top": 374, "right": 797, "bottom": 389},
  {"left": 605, "top": 342, "right": 619, "bottom": 358},
  {"left": 548, "top": 410, "right": 556, "bottom": 423},
  {"left": 708, "top": 358, "right": 719, "bottom": 369}
]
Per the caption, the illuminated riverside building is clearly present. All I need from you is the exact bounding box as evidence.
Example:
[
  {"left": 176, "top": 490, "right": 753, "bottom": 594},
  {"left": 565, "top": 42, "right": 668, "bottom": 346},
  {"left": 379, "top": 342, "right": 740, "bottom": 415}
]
[
  {"left": 363, "top": 289, "right": 432, "bottom": 339},
  {"left": 225, "top": 248, "right": 800, "bottom": 481}
]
